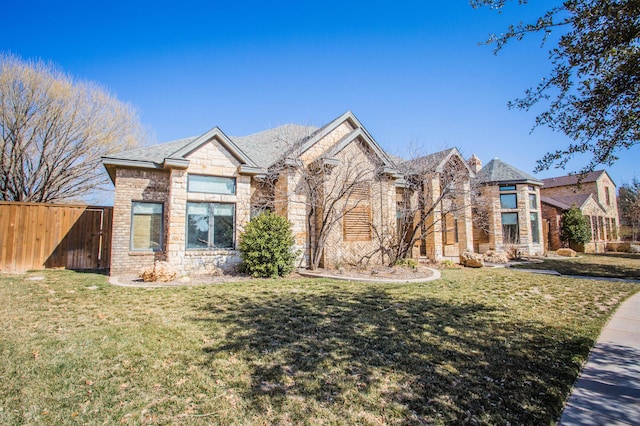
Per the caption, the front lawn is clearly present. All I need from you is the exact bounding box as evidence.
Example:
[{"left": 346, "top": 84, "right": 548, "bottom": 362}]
[
  {"left": 512, "top": 252, "right": 640, "bottom": 279},
  {"left": 0, "top": 268, "right": 637, "bottom": 425}
]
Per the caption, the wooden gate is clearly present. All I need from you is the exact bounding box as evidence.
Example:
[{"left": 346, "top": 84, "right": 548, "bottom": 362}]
[{"left": 0, "top": 202, "right": 112, "bottom": 272}]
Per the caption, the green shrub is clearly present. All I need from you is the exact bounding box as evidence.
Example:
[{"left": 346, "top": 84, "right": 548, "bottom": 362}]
[
  {"left": 239, "top": 211, "right": 298, "bottom": 278},
  {"left": 561, "top": 206, "right": 592, "bottom": 247}
]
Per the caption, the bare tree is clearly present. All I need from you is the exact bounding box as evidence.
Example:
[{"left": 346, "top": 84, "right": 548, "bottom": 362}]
[
  {"left": 371, "top": 149, "right": 477, "bottom": 265},
  {"left": 249, "top": 127, "right": 383, "bottom": 270},
  {"left": 0, "top": 53, "right": 146, "bottom": 202}
]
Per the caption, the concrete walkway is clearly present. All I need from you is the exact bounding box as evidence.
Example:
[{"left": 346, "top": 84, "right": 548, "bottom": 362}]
[{"left": 559, "top": 291, "right": 640, "bottom": 425}]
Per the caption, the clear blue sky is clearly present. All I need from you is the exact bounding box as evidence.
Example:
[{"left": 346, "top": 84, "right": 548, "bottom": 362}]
[{"left": 3, "top": 0, "right": 638, "bottom": 203}]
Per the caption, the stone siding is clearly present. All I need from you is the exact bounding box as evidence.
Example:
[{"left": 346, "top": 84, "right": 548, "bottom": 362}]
[
  {"left": 111, "top": 168, "right": 170, "bottom": 275},
  {"left": 475, "top": 183, "right": 544, "bottom": 257},
  {"left": 110, "top": 137, "right": 250, "bottom": 276},
  {"left": 540, "top": 173, "right": 620, "bottom": 253}
]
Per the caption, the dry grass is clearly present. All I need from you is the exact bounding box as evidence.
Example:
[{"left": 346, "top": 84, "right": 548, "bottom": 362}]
[
  {"left": 512, "top": 252, "right": 640, "bottom": 279},
  {"left": 0, "top": 267, "right": 637, "bottom": 425}
]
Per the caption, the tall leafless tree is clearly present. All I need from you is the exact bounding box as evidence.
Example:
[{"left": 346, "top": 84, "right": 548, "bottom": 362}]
[
  {"left": 249, "top": 127, "right": 382, "bottom": 270},
  {"left": 370, "top": 149, "right": 481, "bottom": 265},
  {"left": 0, "top": 53, "right": 146, "bottom": 202}
]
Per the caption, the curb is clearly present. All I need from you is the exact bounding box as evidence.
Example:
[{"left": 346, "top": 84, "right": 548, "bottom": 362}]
[{"left": 297, "top": 268, "right": 441, "bottom": 283}]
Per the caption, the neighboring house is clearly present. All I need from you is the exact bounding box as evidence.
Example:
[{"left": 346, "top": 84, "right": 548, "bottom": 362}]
[
  {"left": 471, "top": 157, "right": 545, "bottom": 257},
  {"left": 396, "top": 148, "right": 475, "bottom": 262},
  {"left": 540, "top": 170, "right": 620, "bottom": 252},
  {"left": 102, "top": 111, "right": 409, "bottom": 275}
]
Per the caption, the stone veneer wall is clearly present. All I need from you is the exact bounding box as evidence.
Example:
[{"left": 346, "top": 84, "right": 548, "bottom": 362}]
[
  {"left": 476, "top": 183, "right": 544, "bottom": 256},
  {"left": 111, "top": 168, "right": 170, "bottom": 275},
  {"left": 540, "top": 174, "right": 620, "bottom": 253},
  {"left": 110, "top": 138, "right": 252, "bottom": 276},
  {"left": 167, "top": 139, "right": 250, "bottom": 274},
  {"left": 314, "top": 139, "right": 396, "bottom": 268}
]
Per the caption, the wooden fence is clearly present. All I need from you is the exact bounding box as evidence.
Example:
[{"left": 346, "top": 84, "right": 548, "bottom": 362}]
[{"left": 0, "top": 202, "right": 112, "bottom": 272}]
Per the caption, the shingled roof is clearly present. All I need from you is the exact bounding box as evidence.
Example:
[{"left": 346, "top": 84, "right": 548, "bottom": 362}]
[
  {"left": 104, "top": 136, "right": 198, "bottom": 164},
  {"left": 102, "top": 111, "right": 400, "bottom": 181},
  {"left": 400, "top": 148, "right": 473, "bottom": 176},
  {"left": 231, "top": 124, "right": 319, "bottom": 169},
  {"left": 476, "top": 158, "right": 542, "bottom": 185},
  {"left": 541, "top": 170, "right": 612, "bottom": 188},
  {"left": 541, "top": 194, "right": 592, "bottom": 210}
]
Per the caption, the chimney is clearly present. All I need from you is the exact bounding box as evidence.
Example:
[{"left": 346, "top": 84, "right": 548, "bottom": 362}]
[{"left": 468, "top": 154, "right": 482, "bottom": 174}]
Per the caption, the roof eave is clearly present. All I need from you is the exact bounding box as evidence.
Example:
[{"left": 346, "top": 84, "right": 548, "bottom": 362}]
[{"left": 238, "top": 165, "right": 266, "bottom": 175}]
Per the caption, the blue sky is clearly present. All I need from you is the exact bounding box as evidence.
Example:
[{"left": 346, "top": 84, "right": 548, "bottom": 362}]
[{"left": 3, "top": 1, "right": 638, "bottom": 203}]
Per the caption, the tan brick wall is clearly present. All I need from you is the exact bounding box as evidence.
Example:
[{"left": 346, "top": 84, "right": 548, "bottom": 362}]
[
  {"left": 320, "top": 140, "right": 389, "bottom": 268},
  {"left": 475, "top": 183, "right": 544, "bottom": 256},
  {"left": 300, "top": 121, "right": 354, "bottom": 163},
  {"left": 541, "top": 202, "right": 562, "bottom": 250},
  {"left": 540, "top": 173, "right": 620, "bottom": 250},
  {"left": 110, "top": 138, "right": 250, "bottom": 276},
  {"left": 111, "top": 168, "right": 170, "bottom": 275},
  {"left": 175, "top": 138, "right": 248, "bottom": 273}
]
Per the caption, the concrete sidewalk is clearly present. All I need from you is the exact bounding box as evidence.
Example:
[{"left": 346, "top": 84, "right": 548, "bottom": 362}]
[{"left": 559, "top": 291, "right": 640, "bottom": 425}]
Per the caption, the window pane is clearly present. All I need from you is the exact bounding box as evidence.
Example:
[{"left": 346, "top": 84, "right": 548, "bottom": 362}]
[
  {"left": 530, "top": 213, "right": 540, "bottom": 243},
  {"left": 502, "top": 212, "right": 519, "bottom": 244},
  {"left": 213, "top": 204, "right": 235, "bottom": 248},
  {"left": 131, "top": 202, "right": 163, "bottom": 251},
  {"left": 188, "top": 175, "right": 236, "bottom": 194},
  {"left": 187, "top": 203, "right": 209, "bottom": 249},
  {"left": 499, "top": 185, "right": 516, "bottom": 191},
  {"left": 502, "top": 212, "right": 518, "bottom": 225},
  {"left": 186, "top": 202, "right": 235, "bottom": 249},
  {"left": 529, "top": 194, "right": 537, "bottom": 210},
  {"left": 500, "top": 193, "right": 517, "bottom": 209}
]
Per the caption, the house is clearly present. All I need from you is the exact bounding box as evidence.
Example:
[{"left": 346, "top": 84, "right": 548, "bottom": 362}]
[
  {"left": 102, "top": 111, "right": 479, "bottom": 276},
  {"left": 540, "top": 170, "right": 620, "bottom": 252},
  {"left": 396, "top": 148, "right": 475, "bottom": 262},
  {"left": 470, "top": 157, "right": 545, "bottom": 257}
]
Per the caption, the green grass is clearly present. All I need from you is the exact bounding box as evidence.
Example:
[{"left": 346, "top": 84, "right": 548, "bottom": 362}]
[
  {"left": 512, "top": 252, "right": 640, "bottom": 279},
  {"left": 0, "top": 268, "right": 637, "bottom": 425}
]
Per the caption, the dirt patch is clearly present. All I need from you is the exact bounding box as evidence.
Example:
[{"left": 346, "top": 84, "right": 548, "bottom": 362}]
[
  {"left": 110, "top": 272, "right": 251, "bottom": 287},
  {"left": 301, "top": 265, "right": 437, "bottom": 282}
]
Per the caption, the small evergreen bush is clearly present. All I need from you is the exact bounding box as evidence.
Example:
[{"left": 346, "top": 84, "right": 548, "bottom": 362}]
[
  {"left": 561, "top": 206, "right": 592, "bottom": 247},
  {"left": 239, "top": 211, "right": 298, "bottom": 278}
]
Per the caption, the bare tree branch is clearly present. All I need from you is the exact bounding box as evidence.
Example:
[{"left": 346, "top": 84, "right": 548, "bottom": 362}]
[{"left": 0, "top": 53, "right": 147, "bottom": 202}]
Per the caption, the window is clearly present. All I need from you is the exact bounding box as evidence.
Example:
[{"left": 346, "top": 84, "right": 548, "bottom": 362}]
[
  {"left": 443, "top": 214, "right": 459, "bottom": 245},
  {"left": 131, "top": 202, "right": 163, "bottom": 251},
  {"left": 344, "top": 206, "right": 372, "bottom": 241},
  {"left": 530, "top": 213, "right": 540, "bottom": 244},
  {"left": 186, "top": 202, "right": 235, "bottom": 249},
  {"left": 605, "top": 187, "right": 611, "bottom": 206},
  {"left": 188, "top": 175, "right": 236, "bottom": 195},
  {"left": 502, "top": 212, "right": 519, "bottom": 244},
  {"left": 529, "top": 193, "right": 537, "bottom": 210},
  {"left": 499, "top": 184, "right": 516, "bottom": 191},
  {"left": 500, "top": 193, "right": 517, "bottom": 209}
]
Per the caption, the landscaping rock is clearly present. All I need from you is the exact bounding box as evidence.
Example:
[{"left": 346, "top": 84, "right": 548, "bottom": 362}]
[
  {"left": 460, "top": 251, "right": 484, "bottom": 268},
  {"left": 482, "top": 250, "right": 510, "bottom": 264},
  {"left": 557, "top": 248, "right": 577, "bottom": 257},
  {"left": 139, "top": 261, "right": 178, "bottom": 282},
  {"left": 631, "top": 244, "right": 640, "bottom": 254}
]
